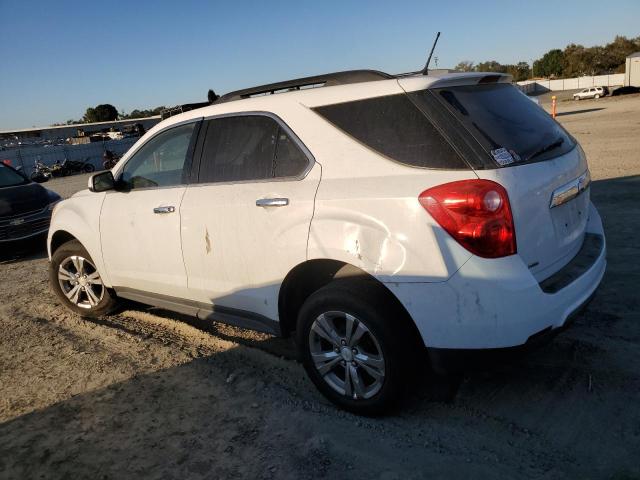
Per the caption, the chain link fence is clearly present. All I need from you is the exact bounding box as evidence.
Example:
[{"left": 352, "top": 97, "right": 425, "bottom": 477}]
[{"left": 0, "top": 137, "right": 140, "bottom": 177}]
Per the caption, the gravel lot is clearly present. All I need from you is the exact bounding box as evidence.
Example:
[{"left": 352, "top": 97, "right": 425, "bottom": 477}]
[{"left": 1, "top": 95, "right": 639, "bottom": 480}]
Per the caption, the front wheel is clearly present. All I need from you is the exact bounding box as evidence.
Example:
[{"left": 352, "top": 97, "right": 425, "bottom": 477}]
[
  {"left": 594, "top": 94, "right": 600, "bottom": 99},
  {"left": 83, "top": 163, "right": 95, "bottom": 173},
  {"left": 296, "top": 281, "right": 415, "bottom": 415},
  {"left": 49, "top": 240, "right": 118, "bottom": 317}
]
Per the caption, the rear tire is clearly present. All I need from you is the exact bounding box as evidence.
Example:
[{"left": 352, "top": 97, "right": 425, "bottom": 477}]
[
  {"left": 296, "top": 280, "right": 418, "bottom": 415},
  {"left": 49, "top": 240, "right": 118, "bottom": 318},
  {"left": 594, "top": 94, "right": 600, "bottom": 99},
  {"left": 83, "top": 163, "right": 95, "bottom": 173}
]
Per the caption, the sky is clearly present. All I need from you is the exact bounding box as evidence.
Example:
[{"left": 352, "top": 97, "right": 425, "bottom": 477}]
[{"left": 0, "top": 0, "right": 638, "bottom": 130}]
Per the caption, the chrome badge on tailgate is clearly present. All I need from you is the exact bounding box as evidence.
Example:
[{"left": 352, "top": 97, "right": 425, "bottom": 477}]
[{"left": 550, "top": 171, "right": 591, "bottom": 209}]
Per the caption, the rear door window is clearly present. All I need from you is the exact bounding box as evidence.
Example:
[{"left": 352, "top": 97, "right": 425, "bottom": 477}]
[
  {"left": 312, "top": 94, "right": 469, "bottom": 169},
  {"left": 198, "top": 115, "right": 309, "bottom": 183},
  {"left": 411, "top": 83, "right": 576, "bottom": 166}
]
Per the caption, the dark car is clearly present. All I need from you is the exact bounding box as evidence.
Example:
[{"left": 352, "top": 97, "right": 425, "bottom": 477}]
[{"left": 0, "top": 162, "right": 61, "bottom": 244}]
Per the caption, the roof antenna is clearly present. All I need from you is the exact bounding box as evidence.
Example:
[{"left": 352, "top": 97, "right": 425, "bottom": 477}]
[{"left": 422, "top": 32, "right": 441, "bottom": 75}]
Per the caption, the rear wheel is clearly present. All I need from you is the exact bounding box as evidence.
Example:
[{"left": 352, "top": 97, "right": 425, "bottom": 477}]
[
  {"left": 594, "top": 94, "right": 600, "bottom": 99},
  {"left": 49, "top": 240, "right": 118, "bottom": 317},
  {"left": 296, "top": 281, "right": 416, "bottom": 415},
  {"left": 83, "top": 163, "right": 95, "bottom": 173}
]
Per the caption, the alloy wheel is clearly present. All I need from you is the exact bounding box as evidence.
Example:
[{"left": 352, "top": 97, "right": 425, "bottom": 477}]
[
  {"left": 308, "top": 311, "right": 385, "bottom": 400},
  {"left": 57, "top": 255, "right": 104, "bottom": 309}
]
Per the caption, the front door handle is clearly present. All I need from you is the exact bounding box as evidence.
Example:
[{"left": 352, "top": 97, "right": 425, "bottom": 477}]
[
  {"left": 256, "top": 198, "right": 289, "bottom": 207},
  {"left": 153, "top": 206, "right": 175, "bottom": 214}
]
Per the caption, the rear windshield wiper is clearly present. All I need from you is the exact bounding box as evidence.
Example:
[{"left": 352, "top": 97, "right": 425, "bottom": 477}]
[{"left": 525, "top": 137, "right": 564, "bottom": 162}]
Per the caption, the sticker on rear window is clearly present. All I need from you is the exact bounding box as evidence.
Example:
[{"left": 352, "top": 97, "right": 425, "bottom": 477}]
[{"left": 491, "top": 147, "right": 518, "bottom": 166}]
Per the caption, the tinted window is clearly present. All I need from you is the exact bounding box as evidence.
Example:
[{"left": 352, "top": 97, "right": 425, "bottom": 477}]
[
  {"left": 199, "top": 115, "right": 308, "bottom": 183},
  {"left": 422, "top": 83, "right": 576, "bottom": 165},
  {"left": 313, "top": 94, "right": 468, "bottom": 169},
  {"left": 122, "top": 123, "right": 196, "bottom": 189},
  {"left": 274, "top": 128, "right": 309, "bottom": 177},
  {"left": 0, "top": 163, "right": 28, "bottom": 187}
]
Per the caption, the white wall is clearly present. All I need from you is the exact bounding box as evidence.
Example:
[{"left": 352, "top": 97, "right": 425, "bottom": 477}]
[{"left": 517, "top": 73, "right": 625, "bottom": 93}]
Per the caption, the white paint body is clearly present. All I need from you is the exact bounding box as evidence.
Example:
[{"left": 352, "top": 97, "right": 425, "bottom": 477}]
[{"left": 48, "top": 72, "right": 606, "bottom": 350}]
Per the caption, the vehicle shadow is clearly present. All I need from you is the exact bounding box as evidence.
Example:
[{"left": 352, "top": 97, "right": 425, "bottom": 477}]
[
  {"left": 556, "top": 107, "right": 605, "bottom": 117},
  {"left": 0, "top": 235, "right": 48, "bottom": 264}
]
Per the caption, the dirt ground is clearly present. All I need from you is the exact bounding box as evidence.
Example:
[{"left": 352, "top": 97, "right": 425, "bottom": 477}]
[{"left": 1, "top": 96, "right": 639, "bottom": 480}]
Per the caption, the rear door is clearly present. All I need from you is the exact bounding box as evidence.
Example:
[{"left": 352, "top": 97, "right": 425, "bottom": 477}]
[
  {"left": 180, "top": 114, "right": 320, "bottom": 320},
  {"left": 402, "top": 80, "right": 590, "bottom": 281},
  {"left": 100, "top": 121, "right": 200, "bottom": 298}
]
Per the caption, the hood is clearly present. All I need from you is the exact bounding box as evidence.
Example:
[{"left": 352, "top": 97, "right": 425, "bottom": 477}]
[{"left": 0, "top": 182, "right": 54, "bottom": 218}]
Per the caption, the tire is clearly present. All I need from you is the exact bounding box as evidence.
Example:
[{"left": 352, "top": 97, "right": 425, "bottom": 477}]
[
  {"left": 594, "top": 94, "right": 600, "bottom": 99},
  {"left": 296, "top": 280, "right": 417, "bottom": 415},
  {"left": 574, "top": 96, "right": 580, "bottom": 101},
  {"left": 49, "top": 239, "right": 118, "bottom": 318},
  {"left": 83, "top": 163, "right": 95, "bottom": 173}
]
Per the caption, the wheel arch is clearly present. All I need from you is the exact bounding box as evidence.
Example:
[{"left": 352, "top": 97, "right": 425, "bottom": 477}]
[{"left": 278, "top": 259, "right": 423, "bottom": 347}]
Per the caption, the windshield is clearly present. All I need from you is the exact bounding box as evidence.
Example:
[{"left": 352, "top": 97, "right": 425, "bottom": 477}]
[
  {"left": 0, "top": 163, "right": 29, "bottom": 187},
  {"left": 409, "top": 83, "right": 576, "bottom": 167}
]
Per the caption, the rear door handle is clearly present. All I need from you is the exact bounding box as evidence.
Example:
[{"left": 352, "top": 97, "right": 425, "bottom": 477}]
[
  {"left": 153, "top": 206, "right": 176, "bottom": 214},
  {"left": 256, "top": 198, "right": 289, "bottom": 207}
]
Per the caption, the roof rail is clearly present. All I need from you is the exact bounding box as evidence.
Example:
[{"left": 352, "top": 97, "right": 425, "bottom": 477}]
[{"left": 216, "top": 69, "right": 393, "bottom": 104}]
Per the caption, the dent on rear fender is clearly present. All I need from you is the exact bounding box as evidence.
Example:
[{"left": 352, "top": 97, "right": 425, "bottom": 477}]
[{"left": 307, "top": 206, "right": 467, "bottom": 281}]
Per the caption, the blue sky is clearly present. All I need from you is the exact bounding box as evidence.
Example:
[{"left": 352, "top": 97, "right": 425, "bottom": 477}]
[{"left": 1, "top": 0, "right": 638, "bottom": 130}]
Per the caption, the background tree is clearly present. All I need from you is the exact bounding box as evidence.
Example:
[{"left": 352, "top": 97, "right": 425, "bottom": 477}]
[
  {"left": 454, "top": 60, "right": 474, "bottom": 72},
  {"left": 533, "top": 49, "right": 564, "bottom": 78},
  {"left": 83, "top": 104, "right": 119, "bottom": 123}
]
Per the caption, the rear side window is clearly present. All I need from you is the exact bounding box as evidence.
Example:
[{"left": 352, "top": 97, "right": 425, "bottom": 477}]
[
  {"left": 312, "top": 94, "right": 468, "bottom": 169},
  {"left": 198, "top": 115, "right": 309, "bottom": 183}
]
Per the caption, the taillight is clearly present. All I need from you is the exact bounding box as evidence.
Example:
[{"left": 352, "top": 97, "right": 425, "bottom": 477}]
[{"left": 419, "top": 179, "right": 516, "bottom": 258}]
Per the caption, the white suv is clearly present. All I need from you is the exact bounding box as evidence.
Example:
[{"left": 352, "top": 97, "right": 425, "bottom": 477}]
[
  {"left": 573, "top": 86, "right": 606, "bottom": 100},
  {"left": 48, "top": 70, "right": 606, "bottom": 414}
]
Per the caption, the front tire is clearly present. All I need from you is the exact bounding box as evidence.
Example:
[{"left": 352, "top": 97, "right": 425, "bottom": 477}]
[
  {"left": 83, "top": 163, "right": 95, "bottom": 173},
  {"left": 49, "top": 240, "right": 118, "bottom": 317},
  {"left": 296, "top": 281, "right": 415, "bottom": 415}
]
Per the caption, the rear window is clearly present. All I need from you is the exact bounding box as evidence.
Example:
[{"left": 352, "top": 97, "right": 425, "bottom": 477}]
[
  {"left": 312, "top": 94, "right": 469, "bottom": 170},
  {"left": 411, "top": 83, "right": 576, "bottom": 166}
]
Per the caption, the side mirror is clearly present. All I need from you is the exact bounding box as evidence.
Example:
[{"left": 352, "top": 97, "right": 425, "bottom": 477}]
[{"left": 89, "top": 171, "right": 115, "bottom": 192}]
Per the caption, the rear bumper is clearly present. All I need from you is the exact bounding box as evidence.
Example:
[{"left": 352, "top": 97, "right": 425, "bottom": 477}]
[
  {"left": 426, "top": 292, "right": 595, "bottom": 375},
  {"left": 385, "top": 202, "right": 606, "bottom": 352}
]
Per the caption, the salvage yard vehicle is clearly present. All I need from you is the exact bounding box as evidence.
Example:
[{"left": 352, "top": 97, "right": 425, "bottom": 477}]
[
  {"left": 47, "top": 68, "right": 606, "bottom": 414},
  {"left": 573, "top": 86, "right": 607, "bottom": 100},
  {"left": 0, "top": 161, "right": 61, "bottom": 244}
]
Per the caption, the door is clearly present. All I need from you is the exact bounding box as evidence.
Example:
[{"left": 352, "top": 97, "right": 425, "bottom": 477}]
[
  {"left": 100, "top": 121, "right": 200, "bottom": 298},
  {"left": 180, "top": 114, "right": 320, "bottom": 320}
]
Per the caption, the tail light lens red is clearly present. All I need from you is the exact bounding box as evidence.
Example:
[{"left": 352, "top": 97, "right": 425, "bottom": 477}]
[{"left": 419, "top": 179, "right": 516, "bottom": 258}]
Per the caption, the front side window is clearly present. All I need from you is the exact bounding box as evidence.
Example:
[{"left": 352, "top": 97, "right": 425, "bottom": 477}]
[
  {"left": 198, "top": 115, "right": 309, "bottom": 183},
  {"left": 121, "top": 123, "right": 196, "bottom": 189}
]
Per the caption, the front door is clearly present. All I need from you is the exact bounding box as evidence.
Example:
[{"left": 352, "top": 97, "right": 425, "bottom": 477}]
[
  {"left": 180, "top": 114, "right": 320, "bottom": 321},
  {"left": 100, "top": 121, "right": 200, "bottom": 298}
]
